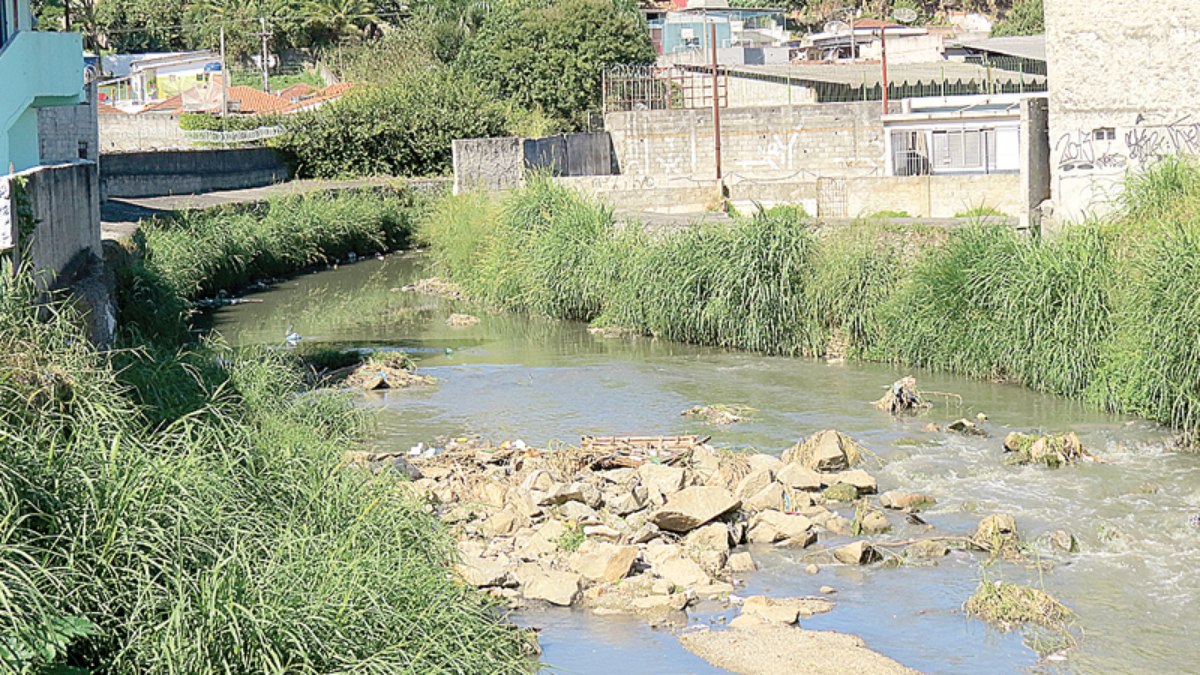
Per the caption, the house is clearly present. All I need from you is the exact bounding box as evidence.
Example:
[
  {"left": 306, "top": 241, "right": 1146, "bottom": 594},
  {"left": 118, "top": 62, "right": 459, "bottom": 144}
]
[
  {"left": 649, "top": 0, "right": 789, "bottom": 65},
  {"left": 2, "top": 0, "right": 105, "bottom": 338},
  {"left": 1, "top": 0, "right": 86, "bottom": 172},
  {"left": 797, "top": 19, "right": 942, "bottom": 64},
  {"left": 98, "top": 51, "right": 222, "bottom": 110},
  {"left": 883, "top": 94, "right": 1025, "bottom": 176}
]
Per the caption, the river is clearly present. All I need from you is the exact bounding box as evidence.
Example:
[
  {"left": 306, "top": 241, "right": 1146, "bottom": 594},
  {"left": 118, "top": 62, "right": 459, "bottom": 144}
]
[{"left": 209, "top": 253, "right": 1200, "bottom": 674}]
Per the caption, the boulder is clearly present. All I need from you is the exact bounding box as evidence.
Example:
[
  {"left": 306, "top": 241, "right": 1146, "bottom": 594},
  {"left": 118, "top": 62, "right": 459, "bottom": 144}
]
[
  {"left": 638, "top": 463, "right": 686, "bottom": 497},
  {"left": 742, "top": 596, "right": 836, "bottom": 624},
  {"left": 974, "top": 513, "right": 1018, "bottom": 544},
  {"left": 782, "top": 429, "right": 865, "bottom": 471},
  {"left": 879, "top": 491, "right": 937, "bottom": 512},
  {"left": 905, "top": 540, "right": 949, "bottom": 559},
  {"left": 774, "top": 531, "right": 817, "bottom": 548},
  {"left": 542, "top": 481, "right": 601, "bottom": 508},
  {"left": 481, "top": 509, "right": 522, "bottom": 537},
  {"left": 1049, "top": 529, "right": 1078, "bottom": 554},
  {"left": 570, "top": 541, "right": 639, "bottom": 583},
  {"left": 834, "top": 541, "right": 881, "bottom": 565},
  {"left": 557, "top": 500, "right": 600, "bottom": 524},
  {"left": 745, "top": 454, "right": 785, "bottom": 474},
  {"left": 521, "top": 470, "right": 556, "bottom": 493},
  {"left": 776, "top": 464, "right": 823, "bottom": 491},
  {"left": 727, "top": 551, "right": 756, "bottom": 573},
  {"left": 947, "top": 418, "right": 987, "bottom": 437},
  {"left": 742, "top": 482, "right": 787, "bottom": 512},
  {"left": 653, "top": 552, "right": 713, "bottom": 589},
  {"left": 859, "top": 510, "right": 891, "bottom": 534},
  {"left": 516, "top": 520, "right": 567, "bottom": 560},
  {"left": 521, "top": 569, "right": 582, "bottom": 606},
  {"left": 630, "top": 522, "right": 662, "bottom": 544},
  {"left": 686, "top": 523, "right": 732, "bottom": 552},
  {"left": 630, "top": 593, "right": 690, "bottom": 613},
  {"left": 606, "top": 484, "right": 648, "bottom": 515},
  {"left": 805, "top": 563, "right": 820, "bottom": 575},
  {"left": 822, "top": 483, "right": 859, "bottom": 503},
  {"left": 827, "top": 469, "right": 877, "bottom": 494},
  {"left": 747, "top": 510, "right": 814, "bottom": 544},
  {"left": 583, "top": 524, "right": 623, "bottom": 541},
  {"left": 735, "top": 469, "right": 775, "bottom": 500},
  {"left": 455, "top": 555, "right": 511, "bottom": 588},
  {"left": 650, "top": 486, "right": 741, "bottom": 533}
]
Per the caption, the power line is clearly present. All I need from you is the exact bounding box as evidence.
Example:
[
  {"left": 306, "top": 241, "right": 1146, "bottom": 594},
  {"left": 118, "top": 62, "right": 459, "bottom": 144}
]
[{"left": 93, "top": 10, "right": 411, "bottom": 36}]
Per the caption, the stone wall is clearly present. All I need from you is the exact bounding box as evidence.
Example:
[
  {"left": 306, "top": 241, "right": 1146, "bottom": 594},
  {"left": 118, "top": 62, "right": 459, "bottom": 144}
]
[
  {"left": 605, "top": 102, "right": 886, "bottom": 183},
  {"left": 100, "top": 148, "right": 288, "bottom": 200},
  {"left": 99, "top": 114, "right": 188, "bottom": 153},
  {"left": 1046, "top": 0, "right": 1200, "bottom": 223}
]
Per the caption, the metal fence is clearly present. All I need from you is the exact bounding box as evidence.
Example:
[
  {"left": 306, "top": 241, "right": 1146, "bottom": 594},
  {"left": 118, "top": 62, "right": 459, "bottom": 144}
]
[
  {"left": 602, "top": 65, "right": 728, "bottom": 113},
  {"left": 182, "top": 126, "right": 287, "bottom": 145}
]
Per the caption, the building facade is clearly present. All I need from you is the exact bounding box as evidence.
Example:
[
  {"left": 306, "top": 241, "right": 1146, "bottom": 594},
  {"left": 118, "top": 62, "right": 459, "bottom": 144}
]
[
  {"left": 1046, "top": 0, "right": 1200, "bottom": 222},
  {"left": 1, "top": 0, "right": 86, "bottom": 173}
]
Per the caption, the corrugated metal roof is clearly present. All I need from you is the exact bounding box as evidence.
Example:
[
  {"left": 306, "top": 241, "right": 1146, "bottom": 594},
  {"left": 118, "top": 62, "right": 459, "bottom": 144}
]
[
  {"left": 725, "top": 60, "right": 1045, "bottom": 87},
  {"left": 957, "top": 35, "right": 1045, "bottom": 62}
]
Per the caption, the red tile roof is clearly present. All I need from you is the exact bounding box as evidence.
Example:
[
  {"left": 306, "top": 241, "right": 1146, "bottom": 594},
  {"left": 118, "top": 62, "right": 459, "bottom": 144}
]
[
  {"left": 278, "top": 83, "right": 318, "bottom": 101},
  {"left": 226, "top": 86, "right": 289, "bottom": 114},
  {"left": 277, "top": 83, "right": 356, "bottom": 114},
  {"left": 141, "top": 94, "right": 183, "bottom": 113},
  {"left": 97, "top": 102, "right": 126, "bottom": 115}
]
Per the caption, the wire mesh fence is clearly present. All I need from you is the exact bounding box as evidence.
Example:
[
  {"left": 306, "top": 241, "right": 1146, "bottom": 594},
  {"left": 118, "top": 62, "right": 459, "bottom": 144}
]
[
  {"left": 182, "top": 126, "right": 287, "bottom": 145},
  {"left": 602, "top": 64, "right": 728, "bottom": 113}
]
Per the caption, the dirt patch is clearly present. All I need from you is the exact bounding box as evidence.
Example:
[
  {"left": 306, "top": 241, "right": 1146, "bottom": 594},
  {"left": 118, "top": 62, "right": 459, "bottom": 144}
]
[
  {"left": 446, "top": 313, "right": 480, "bottom": 328},
  {"left": 679, "top": 624, "right": 919, "bottom": 675}
]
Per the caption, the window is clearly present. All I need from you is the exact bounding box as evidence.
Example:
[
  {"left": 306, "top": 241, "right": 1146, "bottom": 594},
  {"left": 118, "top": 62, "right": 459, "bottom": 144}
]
[
  {"left": 929, "top": 128, "right": 998, "bottom": 173},
  {"left": 1093, "top": 127, "right": 1116, "bottom": 141}
]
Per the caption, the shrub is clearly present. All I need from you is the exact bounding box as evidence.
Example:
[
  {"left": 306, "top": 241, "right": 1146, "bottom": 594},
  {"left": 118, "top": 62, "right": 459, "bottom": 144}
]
[{"left": 274, "top": 67, "right": 509, "bottom": 178}]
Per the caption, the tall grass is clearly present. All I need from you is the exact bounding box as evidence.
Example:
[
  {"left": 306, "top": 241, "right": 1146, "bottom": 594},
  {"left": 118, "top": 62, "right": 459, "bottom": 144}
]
[
  {"left": 419, "top": 162, "right": 1200, "bottom": 440},
  {"left": 0, "top": 266, "right": 530, "bottom": 672},
  {"left": 137, "top": 188, "right": 416, "bottom": 300}
]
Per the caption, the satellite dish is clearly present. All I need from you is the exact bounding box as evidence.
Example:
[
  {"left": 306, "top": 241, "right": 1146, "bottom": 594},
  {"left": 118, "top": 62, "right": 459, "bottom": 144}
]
[
  {"left": 823, "top": 20, "right": 850, "bottom": 35},
  {"left": 894, "top": 7, "right": 918, "bottom": 23}
]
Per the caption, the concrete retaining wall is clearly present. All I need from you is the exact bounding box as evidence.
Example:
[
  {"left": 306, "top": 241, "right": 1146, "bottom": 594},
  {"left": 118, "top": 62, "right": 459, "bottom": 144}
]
[
  {"left": 100, "top": 148, "right": 289, "bottom": 200},
  {"left": 605, "top": 102, "right": 886, "bottom": 182},
  {"left": 453, "top": 133, "right": 616, "bottom": 193},
  {"left": 14, "top": 162, "right": 102, "bottom": 283},
  {"left": 558, "top": 172, "right": 1021, "bottom": 220},
  {"left": 99, "top": 114, "right": 188, "bottom": 153},
  {"left": 1046, "top": 0, "right": 1200, "bottom": 224}
]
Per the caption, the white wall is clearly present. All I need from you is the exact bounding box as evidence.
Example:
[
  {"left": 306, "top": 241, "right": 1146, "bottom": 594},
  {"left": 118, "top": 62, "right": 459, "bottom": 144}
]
[{"left": 1046, "top": 0, "right": 1200, "bottom": 223}]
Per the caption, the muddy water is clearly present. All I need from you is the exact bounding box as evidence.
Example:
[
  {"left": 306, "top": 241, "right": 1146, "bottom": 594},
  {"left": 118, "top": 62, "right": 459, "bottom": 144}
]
[{"left": 211, "top": 254, "right": 1200, "bottom": 674}]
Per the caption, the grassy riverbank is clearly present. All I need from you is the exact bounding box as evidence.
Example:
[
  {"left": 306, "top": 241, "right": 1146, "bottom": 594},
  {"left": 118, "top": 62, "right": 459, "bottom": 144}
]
[
  {"left": 419, "top": 163, "right": 1200, "bottom": 440},
  {"left": 0, "top": 188, "right": 531, "bottom": 671}
]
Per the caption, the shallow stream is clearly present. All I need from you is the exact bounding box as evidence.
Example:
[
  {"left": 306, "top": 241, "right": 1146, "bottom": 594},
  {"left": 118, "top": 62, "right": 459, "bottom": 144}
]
[{"left": 210, "top": 254, "right": 1200, "bottom": 674}]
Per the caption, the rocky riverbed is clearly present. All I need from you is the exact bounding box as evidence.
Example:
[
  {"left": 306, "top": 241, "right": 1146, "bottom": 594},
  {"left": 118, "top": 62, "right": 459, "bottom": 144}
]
[{"left": 368, "top": 427, "right": 1037, "bottom": 672}]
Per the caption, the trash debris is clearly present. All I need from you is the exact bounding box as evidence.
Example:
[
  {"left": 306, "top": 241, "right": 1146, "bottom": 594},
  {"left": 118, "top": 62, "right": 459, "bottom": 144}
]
[
  {"left": 399, "top": 277, "right": 465, "bottom": 300},
  {"left": 965, "top": 580, "right": 1075, "bottom": 638},
  {"left": 875, "top": 376, "right": 929, "bottom": 414},
  {"left": 681, "top": 404, "right": 756, "bottom": 425},
  {"left": 326, "top": 352, "right": 438, "bottom": 391}
]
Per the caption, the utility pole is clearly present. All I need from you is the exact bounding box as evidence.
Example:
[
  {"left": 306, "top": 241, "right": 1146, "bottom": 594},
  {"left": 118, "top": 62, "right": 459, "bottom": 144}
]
[
  {"left": 254, "top": 17, "right": 273, "bottom": 92},
  {"left": 880, "top": 26, "right": 888, "bottom": 114},
  {"left": 220, "top": 26, "right": 229, "bottom": 117},
  {"left": 710, "top": 21, "right": 722, "bottom": 189}
]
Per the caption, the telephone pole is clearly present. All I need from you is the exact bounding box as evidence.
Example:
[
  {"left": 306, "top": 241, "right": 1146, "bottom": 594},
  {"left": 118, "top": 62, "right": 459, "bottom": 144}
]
[
  {"left": 254, "top": 17, "right": 273, "bottom": 92},
  {"left": 220, "top": 26, "right": 229, "bottom": 116}
]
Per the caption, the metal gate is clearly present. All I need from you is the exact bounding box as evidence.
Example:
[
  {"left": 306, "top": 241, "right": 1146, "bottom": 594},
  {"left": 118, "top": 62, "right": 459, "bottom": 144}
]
[{"left": 817, "top": 177, "right": 848, "bottom": 218}]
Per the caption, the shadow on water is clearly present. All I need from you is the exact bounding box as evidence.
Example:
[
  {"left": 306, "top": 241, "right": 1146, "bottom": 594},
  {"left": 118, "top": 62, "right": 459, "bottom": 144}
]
[{"left": 211, "top": 254, "right": 1199, "bottom": 675}]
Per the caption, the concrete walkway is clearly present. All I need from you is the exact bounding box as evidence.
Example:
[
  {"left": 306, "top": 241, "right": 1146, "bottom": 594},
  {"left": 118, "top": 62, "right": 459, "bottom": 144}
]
[{"left": 100, "top": 177, "right": 444, "bottom": 240}]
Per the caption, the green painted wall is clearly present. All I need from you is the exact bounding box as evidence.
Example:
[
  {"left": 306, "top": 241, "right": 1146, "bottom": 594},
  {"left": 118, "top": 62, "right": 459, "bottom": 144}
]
[{"left": 1, "top": 28, "right": 85, "bottom": 173}]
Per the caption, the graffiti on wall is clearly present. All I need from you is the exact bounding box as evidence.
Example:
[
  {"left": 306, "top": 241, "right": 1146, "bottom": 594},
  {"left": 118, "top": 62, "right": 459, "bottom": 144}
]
[
  {"left": 734, "top": 131, "right": 800, "bottom": 172},
  {"left": 1057, "top": 115, "right": 1200, "bottom": 173}
]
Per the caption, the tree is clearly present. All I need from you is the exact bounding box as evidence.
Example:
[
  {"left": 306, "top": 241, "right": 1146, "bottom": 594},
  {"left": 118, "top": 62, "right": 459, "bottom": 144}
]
[
  {"left": 95, "top": 0, "right": 189, "bottom": 52},
  {"left": 990, "top": 0, "right": 1041, "bottom": 36},
  {"left": 455, "top": 0, "right": 655, "bottom": 129}
]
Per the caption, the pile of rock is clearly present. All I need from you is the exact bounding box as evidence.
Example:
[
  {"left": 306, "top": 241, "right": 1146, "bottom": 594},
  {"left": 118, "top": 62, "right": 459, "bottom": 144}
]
[
  {"left": 1003, "top": 431, "right": 1091, "bottom": 467},
  {"left": 399, "top": 429, "right": 940, "bottom": 619}
]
